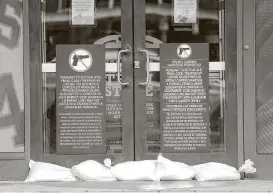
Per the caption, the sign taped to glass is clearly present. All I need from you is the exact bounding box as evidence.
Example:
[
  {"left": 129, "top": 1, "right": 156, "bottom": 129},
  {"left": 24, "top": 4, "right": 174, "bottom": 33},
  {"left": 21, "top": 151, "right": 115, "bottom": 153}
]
[
  {"left": 71, "top": 0, "right": 95, "bottom": 26},
  {"left": 173, "top": 0, "right": 197, "bottom": 24}
]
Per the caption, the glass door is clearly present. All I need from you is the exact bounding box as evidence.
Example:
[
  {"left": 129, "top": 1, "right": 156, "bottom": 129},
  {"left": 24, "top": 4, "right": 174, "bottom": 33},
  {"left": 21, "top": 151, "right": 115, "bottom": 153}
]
[
  {"left": 244, "top": 0, "right": 273, "bottom": 179},
  {"left": 29, "top": 0, "right": 134, "bottom": 166},
  {"left": 0, "top": 0, "right": 28, "bottom": 180},
  {"left": 134, "top": 0, "right": 239, "bottom": 166},
  {"left": 29, "top": 0, "right": 240, "bottom": 168}
]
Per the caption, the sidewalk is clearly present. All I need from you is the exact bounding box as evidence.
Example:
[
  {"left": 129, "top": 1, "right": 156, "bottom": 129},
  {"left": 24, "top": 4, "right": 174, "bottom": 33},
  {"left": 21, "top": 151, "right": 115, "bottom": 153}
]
[{"left": 0, "top": 180, "right": 272, "bottom": 192}]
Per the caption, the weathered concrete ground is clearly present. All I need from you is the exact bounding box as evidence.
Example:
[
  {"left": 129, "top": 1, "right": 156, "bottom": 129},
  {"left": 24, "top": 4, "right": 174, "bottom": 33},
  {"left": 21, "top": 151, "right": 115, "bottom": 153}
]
[{"left": 0, "top": 180, "right": 272, "bottom": 192}]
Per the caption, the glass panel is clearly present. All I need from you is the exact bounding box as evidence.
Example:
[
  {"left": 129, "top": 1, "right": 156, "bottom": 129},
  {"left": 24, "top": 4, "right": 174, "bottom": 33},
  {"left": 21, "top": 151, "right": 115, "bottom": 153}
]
[
  {"left": 42, "top": 0, "right": 124, "bottom": 154},
  {"left": 145, "top": 0, "right": 225, "bottom": 153},
  {"left": 0, "top": 0, "right": 24, "bottom": 152},
  {"left": 255, "top": 0, "right": 273, "bottom": 154}
]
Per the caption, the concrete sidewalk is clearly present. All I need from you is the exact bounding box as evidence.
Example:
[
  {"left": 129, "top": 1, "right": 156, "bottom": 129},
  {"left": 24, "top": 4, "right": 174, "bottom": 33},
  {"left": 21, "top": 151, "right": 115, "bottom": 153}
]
[{"left": 0, "top": 180, "right": 272, "bottom": 192}]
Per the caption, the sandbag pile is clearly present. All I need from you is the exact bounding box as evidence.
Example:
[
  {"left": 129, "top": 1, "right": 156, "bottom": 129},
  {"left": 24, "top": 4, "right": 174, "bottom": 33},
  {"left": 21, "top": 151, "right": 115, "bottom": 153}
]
[
  {"left": 193, "top": 162, "right": 241, "bottom": 182},
  {"left": 25, "top": 160, "right": 77, "bottom": 182},
  {"left": 111, "top": 160, "right": 158, "bottom": 181},
  {"left": 156, "top": 154, "right": 195, "bottom": 181},
  {"left": 72, "top": 160, "right": 117, "bottom": 181},
  {"left": 25, "top": 154, "right": 256, "bottom": 182}
]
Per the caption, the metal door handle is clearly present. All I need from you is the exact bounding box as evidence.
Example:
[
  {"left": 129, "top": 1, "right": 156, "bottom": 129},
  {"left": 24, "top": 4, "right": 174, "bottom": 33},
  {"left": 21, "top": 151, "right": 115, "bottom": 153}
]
[
  {"left": 138, "top": 49, "right": 150, "bottom": 86},
  {"left": 117, "top": 49, "right": 130, "bottom": 86}
]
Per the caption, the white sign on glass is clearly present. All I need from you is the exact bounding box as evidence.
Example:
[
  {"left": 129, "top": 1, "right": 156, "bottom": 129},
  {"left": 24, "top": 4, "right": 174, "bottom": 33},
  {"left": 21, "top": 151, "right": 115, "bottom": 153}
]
[
  {"left": 71, "top": 0, "right": 95, "bottom": 26},
  {"left": 173, "top": 0, "right": 197, "bottom": 24}
]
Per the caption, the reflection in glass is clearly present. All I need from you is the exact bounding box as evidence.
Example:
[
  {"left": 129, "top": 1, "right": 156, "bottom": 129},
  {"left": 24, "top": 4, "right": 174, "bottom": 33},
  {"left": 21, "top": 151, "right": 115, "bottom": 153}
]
[
  {"left": 145, "top": 0, "right": 225, "bottom": 153},
  {"left": 255, "top": 0, "right": 273, "bottom": 154},
  {"left": 41, "top": 0, "right": 123, "bottom": 154}
]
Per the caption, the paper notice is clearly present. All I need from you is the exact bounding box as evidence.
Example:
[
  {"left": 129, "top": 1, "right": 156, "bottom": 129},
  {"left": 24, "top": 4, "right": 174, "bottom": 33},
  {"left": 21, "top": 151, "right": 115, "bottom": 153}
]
[
  {"left": 71, "top": 0, "right": 95, "bottom": 26},
  {"left": 173, "top": 0, "right": 197, "bottom": 24}
]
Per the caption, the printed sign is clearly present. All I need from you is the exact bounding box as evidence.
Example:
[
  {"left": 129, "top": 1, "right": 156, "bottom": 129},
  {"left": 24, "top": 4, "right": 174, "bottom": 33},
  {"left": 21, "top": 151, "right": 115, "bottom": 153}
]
[
  {"left": 69, "top": 49, "right": 93, "bottom": 72},
  {"left": 71, "top": 0, "right": 95, "bottom": 26},
  {"left": 177, "top": 44, "right": 192, "bottom": 58},
  {"left": 56, "top": 45, "right": 106, "bottom": 154},
  {"left": 173, "top": 0, "right": 197, "bottom": 24},
  {"left": 160, "top": 43, "right": 210, "bottom": 153}
]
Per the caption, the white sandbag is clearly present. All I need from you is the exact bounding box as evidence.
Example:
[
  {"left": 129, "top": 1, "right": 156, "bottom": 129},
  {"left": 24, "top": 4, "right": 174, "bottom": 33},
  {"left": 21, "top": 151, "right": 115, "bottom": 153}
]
[
  {"left": 25, "top": 160, "right": 77, "bottom": 182},
  {"left": 156, "top": 154, "right": 195, "bottom": 181},
  {"left": 72, "top": 160, "right": 116, "bottom": 181},
  {"left": 104, "top": 158, "right": 112, "bottom": 168},
  {"left": 238, "top": 159, "right": 256, "bottom": 174},
  {"left": 193, "top": 162, "right": 241, "bottom": 181},
  {"left": 110, "top": 160, "right": 158, "bottom": 181}
]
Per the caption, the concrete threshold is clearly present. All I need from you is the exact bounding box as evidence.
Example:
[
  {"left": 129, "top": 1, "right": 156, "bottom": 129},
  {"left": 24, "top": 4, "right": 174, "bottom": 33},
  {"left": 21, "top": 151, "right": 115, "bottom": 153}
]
[{"left": 0, "top": 180, "right": 272, "bottom": 192}]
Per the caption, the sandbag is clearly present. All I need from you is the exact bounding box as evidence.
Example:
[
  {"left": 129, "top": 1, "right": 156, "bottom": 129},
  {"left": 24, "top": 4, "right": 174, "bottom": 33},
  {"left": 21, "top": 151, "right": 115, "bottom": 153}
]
[
  {"left": 238, "top": 159, "right": 256, "bottom": 174},
  {"left": 156, "top": 154, "right": 195, "bottom": 181},
  {"left": 110, "top": 160, "right": 158, "bottom": 181},
  {"left": 25, "top": 160, "right": 77, "bottom": 182},
  {"left": 72, "top": 160, "right": 116, "bottom": 181},
  {"left": 193, "top": 162, "right": 241, "bottom": 181}
]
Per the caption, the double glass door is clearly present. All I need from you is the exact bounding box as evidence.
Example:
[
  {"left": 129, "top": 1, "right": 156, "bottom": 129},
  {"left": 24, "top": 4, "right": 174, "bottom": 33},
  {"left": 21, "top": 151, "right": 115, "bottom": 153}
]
[
  {"left": 133, "top": 0, "right": 237, "bottom": 166},
  {"left": 29, "top": 0, "right": 238, "bottom": 168}
]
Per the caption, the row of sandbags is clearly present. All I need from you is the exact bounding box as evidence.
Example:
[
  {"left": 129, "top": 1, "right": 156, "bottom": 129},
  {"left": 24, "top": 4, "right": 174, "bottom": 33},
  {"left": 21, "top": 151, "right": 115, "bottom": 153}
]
[{"left": 25, "top": 154, "right": 256, "bottom": 182}]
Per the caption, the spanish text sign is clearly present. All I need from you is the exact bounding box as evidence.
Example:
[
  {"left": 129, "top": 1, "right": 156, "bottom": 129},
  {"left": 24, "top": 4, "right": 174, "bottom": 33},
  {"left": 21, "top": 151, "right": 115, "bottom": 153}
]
[
  {"left": 160, "top": 43, "right": 210, "bottom": 153},
  {"left": 56, "top": 45, "right": 106, "bottom": 154}
]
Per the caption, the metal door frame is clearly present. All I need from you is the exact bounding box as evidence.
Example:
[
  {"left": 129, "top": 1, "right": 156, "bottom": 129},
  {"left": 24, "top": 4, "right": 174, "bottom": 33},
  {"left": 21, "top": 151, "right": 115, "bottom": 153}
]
[
  {"left": 243, "top": 0, "right": 273, "bottom": 179},
  {"left": 28, "top": 0, "right": 134, "bottom": 167},
  {"left": 134, "top": 0, "right": 243, "bottom": 168}
]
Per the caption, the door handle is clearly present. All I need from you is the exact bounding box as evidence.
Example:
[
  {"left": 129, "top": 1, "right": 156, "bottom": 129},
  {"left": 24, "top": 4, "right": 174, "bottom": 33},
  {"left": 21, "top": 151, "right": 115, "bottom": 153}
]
[
  {"left": 138, "top": 49, "right": 150, "bottom": 86},
  {"left": 117, "top": 49, "right": 130, "bottom": 86}
]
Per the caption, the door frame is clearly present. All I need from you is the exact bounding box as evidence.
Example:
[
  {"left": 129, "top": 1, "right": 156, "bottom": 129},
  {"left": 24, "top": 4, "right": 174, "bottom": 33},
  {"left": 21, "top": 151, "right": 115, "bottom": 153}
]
[
  {"left": 133, "top": 0, "right": 244, "bottom": 167},
  {"left": 28, "top": 0, "right": 134, "bottom": 167},
  {"left": 243, "top": 0, "right": 273, "bottom": 179}
]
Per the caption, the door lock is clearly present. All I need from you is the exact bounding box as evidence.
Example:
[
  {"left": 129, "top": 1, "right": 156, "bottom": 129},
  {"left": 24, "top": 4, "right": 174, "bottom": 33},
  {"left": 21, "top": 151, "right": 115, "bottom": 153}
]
[
  {"left": 244, "top": 45, "right": 250, "bottom": 50},
  {"left": 134, "top": 61, "right": 140, "bottom": 69}
]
